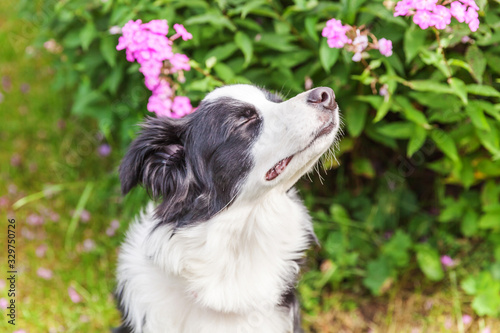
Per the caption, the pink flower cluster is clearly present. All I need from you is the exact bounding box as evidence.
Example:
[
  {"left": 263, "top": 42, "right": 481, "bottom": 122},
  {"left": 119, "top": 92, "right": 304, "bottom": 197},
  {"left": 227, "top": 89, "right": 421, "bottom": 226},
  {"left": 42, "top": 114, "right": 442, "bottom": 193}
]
[
  {"left": 116, "top": 20, "right": 194, "bottom": 118},
  {"left": 322, "top": 19, "right": 393, "bottom": 62},
  {"left": 394, "top": 0, "right": 480, "bottom": 32}
]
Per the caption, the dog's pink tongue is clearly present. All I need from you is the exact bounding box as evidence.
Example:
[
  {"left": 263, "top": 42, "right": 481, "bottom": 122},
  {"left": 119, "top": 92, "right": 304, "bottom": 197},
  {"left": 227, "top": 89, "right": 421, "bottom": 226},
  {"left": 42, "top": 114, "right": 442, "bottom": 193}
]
[{"left": 265, "top": 156, "right": 293, "bottom": 181}]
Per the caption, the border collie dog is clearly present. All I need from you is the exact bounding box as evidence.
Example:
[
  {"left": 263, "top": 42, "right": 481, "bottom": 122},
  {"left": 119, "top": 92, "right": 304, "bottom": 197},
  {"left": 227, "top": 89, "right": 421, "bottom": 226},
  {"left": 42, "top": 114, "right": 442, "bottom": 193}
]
[{"left": 116, "top": 84, "right": 340, "bottom": 333}]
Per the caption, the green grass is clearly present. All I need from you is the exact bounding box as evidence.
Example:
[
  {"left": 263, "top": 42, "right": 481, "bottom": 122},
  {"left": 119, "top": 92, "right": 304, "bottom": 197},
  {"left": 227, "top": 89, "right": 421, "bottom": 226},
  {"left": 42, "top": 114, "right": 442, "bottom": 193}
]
[{"left": 1, "top": 1, "right": 500, "bottom": 332}]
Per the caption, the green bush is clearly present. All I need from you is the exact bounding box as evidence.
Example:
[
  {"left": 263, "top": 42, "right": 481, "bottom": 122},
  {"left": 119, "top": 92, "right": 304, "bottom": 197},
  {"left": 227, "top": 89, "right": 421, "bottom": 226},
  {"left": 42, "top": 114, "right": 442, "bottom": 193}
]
[{"left": 23, "top": 0, "right": 500, "bottom": 318}]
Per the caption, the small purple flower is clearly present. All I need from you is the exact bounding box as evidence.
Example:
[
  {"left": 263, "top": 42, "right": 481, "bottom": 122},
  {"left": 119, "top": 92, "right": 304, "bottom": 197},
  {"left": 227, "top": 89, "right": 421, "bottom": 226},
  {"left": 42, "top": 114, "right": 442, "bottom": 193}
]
[
  {"left": 0, "top": 92, "right": 4, "bottom": 104},
  {"left": 109, "top": 26, "right": 122, "bottom": 35},
  {"left": 13, "top": 330, "right": 27, "bottom": 333},
  {"left": 27, "top": 214, "right": 44, "bottom": 226},
  {"left": 378, "top": 38, "right": 393, "bottom": 56},
  {"left": 173, "top": 24, "right": 193, "bottom": 41},
  {"left": 80, "top": 209, "right": 91, "bottom": 223},
  {"left": 106, "top": 227, "right": 116, "bottom": 237},
  {"left": 0, "top": 298, "right": 7, "bottom": 309},
  {"left": 440, "top": 255, "right": 455, "bottom": 267},
  {"left": 0, "top": 196, "right": 8, "bottom": 208},
  {"left": 0, "top": 280, "right": 6, "bottom": 290},
  {"left": 462, "top": 314, "right": 472, "bottom": 325},
  {"left": 110, "top": 219, "right": 120, "bottom": 229},
  {"left": 21, "top": 228, "right": 35, "bottom": 240},
  {"left": 352, "top": 52, "right": 362, "bottom": 62},
  {"left": 37, "top": 267, "right": 53, "bottom": 280},
  {"left": 36, "top": 244, "right": 48, "bottom": 258},
  {"left": 68, "top": 286, "right": 82, "bottom": 303},
  {"left": 20, "top": 83, "right": 30, "bottom": 94},
  {"left": 98, "top": 144, "right": 111, "bottom": 157},
  {"left": 10, "top": 153, "right": 22, "bottom": 167},
  {"left": 82, "top": 239, "right": 96, "bottom": 252},
  {"left": 2, "top": 76, "right": 11, "bottom": 92},
  {"left": 79, "top": 314, "right": 90, "bottom": 323},
  {"left": 482, "top": 327, "right": 491, "bottom": 333}
]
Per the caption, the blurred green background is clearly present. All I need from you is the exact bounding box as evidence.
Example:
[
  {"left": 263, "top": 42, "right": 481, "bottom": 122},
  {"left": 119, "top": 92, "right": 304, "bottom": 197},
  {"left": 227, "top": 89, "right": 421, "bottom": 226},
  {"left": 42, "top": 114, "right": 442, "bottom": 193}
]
[{"left": 1, "top": 0, "right": 500, "bottom": 332}]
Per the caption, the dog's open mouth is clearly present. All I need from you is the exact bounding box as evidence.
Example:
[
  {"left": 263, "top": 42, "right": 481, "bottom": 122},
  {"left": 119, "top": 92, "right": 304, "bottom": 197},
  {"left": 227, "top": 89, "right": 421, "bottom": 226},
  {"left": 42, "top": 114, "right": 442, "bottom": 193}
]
[
  {"left": 265, "top": 155, "right": 294, "bottom": 181},
  {"left": 265, "top": 119, "right": 336, "bottom": 181}
]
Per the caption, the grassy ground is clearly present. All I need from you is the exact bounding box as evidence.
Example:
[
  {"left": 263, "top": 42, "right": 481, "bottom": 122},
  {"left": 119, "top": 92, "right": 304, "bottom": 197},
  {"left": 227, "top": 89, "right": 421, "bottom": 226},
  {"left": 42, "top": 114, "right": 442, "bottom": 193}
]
[{"left": 1, "top": 2, "right": 499, "bottom": 333}]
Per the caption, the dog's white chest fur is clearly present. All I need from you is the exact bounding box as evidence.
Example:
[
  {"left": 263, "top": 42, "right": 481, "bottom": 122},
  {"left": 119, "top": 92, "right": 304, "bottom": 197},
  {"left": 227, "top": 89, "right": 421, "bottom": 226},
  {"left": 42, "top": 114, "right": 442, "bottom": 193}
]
[{"left": 117, "top": 189, "right": 314, "bottom": 333}]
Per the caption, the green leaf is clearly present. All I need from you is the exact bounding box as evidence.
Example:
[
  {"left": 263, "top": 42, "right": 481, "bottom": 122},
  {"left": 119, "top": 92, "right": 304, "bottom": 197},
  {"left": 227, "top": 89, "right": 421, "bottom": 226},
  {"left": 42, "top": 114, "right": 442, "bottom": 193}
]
[
  {"left": 394, "top": 96, "right": 429, "bottom": 127},
  {"left": 408, "top": 80, "right": 453, "bottom": 94},
  {"left": 304, "top": 16, "right": 319, "bottom": 42},
  {"left": 466, "top": 101, "right": 490, "bottom": 131},
  {"left": 382, "top": 230, "right": 412, "bottom": 267},
  {"left": 404, "top": 26, "right": 427, "bottom": 64},
  {"left": 466, "top": 84, "right": 500, "bottom": 97},
  {"left": 376, "top": 122, "right": 416, "bottom": 139},
  {"left": 319, "top": 39, "right": 339, "bottom": 73},
  {"left": 373, "top": 97, "right": 392, "bottom": 123},
  {"left": 407, "top": 125, "right": 427, "bottom": 157},
  {"left": 344, "top": 102, "right": 367, "bottom": 137},
  {"left": 100, "top": 36, "right": 117, "bottom": 67},
  {"left": 205, "top": 43, "right": 238, "bottom": 62},
  {"left": 80, "top": 21, "right": 97, "bottom": 51},
  {"left": 472, "top": 293, "right": 500, "bottom": 316},
  {"left": 466, "top": 45, "right": 486, "bottom": 84},
  {"left": 415, "top": 245, "right": 444, "bottom": 281},
  {"left": 449, "top": 78, "right": 468, "bottom": 105},
  {"left": 363, "top": 256, "right": 395, "bottom": 296},
  {"left": 478, "top": 213, "right": 500, "bottom": 229},
  {"left": 461, "top": 208, "right": 479, "bottom": 236},
  {"left": 352, "top": 158, "right": 375, "bottom": 178},
  {"left": 475, "top": 119, "right": 500, "bottom": 158},
  {"left": 213, "top": 63, "right": 235, "bottom": 82},
  {"left": 430, "top": 129, "right": 459, "bottom": 163},
  {"left": 234, "top": 31, "right": 253, "bottom": 67}
]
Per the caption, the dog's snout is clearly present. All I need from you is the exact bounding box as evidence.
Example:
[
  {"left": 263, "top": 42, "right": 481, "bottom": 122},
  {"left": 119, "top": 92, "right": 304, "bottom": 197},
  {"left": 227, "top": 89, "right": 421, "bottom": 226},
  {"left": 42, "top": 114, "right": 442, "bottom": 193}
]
[{"left": 307, "top": 87, "right": 336, "bottom": 111}]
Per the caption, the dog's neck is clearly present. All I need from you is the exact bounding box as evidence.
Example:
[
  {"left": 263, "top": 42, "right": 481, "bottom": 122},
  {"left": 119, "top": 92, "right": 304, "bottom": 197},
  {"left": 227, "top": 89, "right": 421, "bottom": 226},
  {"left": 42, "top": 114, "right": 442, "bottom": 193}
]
[{"left": 145, "top": 188, "right": 313, "bottom": 314}]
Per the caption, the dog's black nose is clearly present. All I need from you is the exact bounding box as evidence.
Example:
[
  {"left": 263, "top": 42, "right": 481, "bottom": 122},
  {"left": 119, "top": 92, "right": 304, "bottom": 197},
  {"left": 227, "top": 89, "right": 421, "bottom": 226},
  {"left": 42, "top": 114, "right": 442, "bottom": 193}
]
[{"left": 307, "top": 87, "right": 336, "bottom": 111}]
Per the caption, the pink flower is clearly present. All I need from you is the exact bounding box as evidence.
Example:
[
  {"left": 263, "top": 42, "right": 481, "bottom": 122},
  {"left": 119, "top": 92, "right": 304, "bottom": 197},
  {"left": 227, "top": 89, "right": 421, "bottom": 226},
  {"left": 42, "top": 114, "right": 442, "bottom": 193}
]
[
  {"left": 148, "top": 94, "right": 173, "bottom": 117},
  {"left": 27, "top": 214, "right": 44, "bottom": 226},
  {"left": 173, "top": 24, "right": 193, "bottom": 41},
  {"left": 13, "top": 330, "right": 26, "bottom": 333},
  {"left": 170, "top": 53, "right": 190, "bottom": 72},
  {"left": 413, "top": 10, "right": 435, "bottom": 29},
  {"left": 36, "top": 244, "right": 48, "bottom": 258},
  {"left": 110, "top": 219, "right": 120, "bottom": 229},
  {"left": 143, "top": 20, "right": 169, "bottom": 35},
  {"left": 0, "top": 280, "right": 6, "bottom": 290},
  {"left": 352, "top": 52, "right": 362, "bottom": 62},
  {"left": 379, "top": 84, "right": 389, "bottom": 96},
  {"left": 415, "top": 0, "right": 437, "bottom": 11},
  {"left": 462, "top": 314, "right": 472, "bottom": 325},
  {"left": 0, "top": 298, "right": 7, "bottom": 309},
  {"left": 98, "top": 144, "right": 111, "bottom": 157},
  {"left": 460, "top": 0, "right": 479, "bottom": 10},
  {"left": 450, "top": 1, "right": 467, "bottom": 22},
  {"left": 68, "top": 286, "right": 82, "bottom": 303},
  {"left": 80, "top": 209, "right": 91, "bottom": 223},
  {"left": 322, "top": 19, "right": 352, "bottom": 48},
  {"left": 171, "top": 96, "right": 193, "bottom": 118},
  {"left": 37, "top": 267, "right": 53, "bottom": 280},
  {"left": 352, "top": 32, "right": 368, "bottom": 54},
  {"left": 82, "top": 239, "right": 96, "bottom": 252},
  {"left": 440, "top": 255, "right": 455, "bottom": 267},
  {"left": 469, "top": 18, "right": 479, "bottom": 32},
  {"left": 394, "top": 0, "right": 416, "bottom": 17},
  {"left": 482, "top": 327, "right": 491, "bottom": 333},
  {"left": 433, "top": 5, "right": 452, "bottom": 30},
  {"left": 378, "top": 38, "right": 393, "bottom": 56}
]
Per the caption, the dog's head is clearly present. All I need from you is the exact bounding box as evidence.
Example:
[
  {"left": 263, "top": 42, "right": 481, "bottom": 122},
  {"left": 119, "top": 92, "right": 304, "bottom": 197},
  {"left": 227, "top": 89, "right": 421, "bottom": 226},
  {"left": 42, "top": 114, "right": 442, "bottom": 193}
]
[{"left": 120, "top": 84, "right": 340, "bottom": 227}]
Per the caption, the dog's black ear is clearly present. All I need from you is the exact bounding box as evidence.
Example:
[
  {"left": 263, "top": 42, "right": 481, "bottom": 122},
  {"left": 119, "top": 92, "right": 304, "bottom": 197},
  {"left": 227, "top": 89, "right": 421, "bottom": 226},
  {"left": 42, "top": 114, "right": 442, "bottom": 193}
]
[{"left": 119, "top": 117, "right": 186, "bottom": 198}]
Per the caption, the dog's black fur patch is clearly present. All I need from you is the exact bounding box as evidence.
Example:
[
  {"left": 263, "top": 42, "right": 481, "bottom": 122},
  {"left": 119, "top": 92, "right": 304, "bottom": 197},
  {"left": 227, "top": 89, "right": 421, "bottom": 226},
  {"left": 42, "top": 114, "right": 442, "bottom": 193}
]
[{"left": 119, "top": 97, "right": 263, "bottom": 229}]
